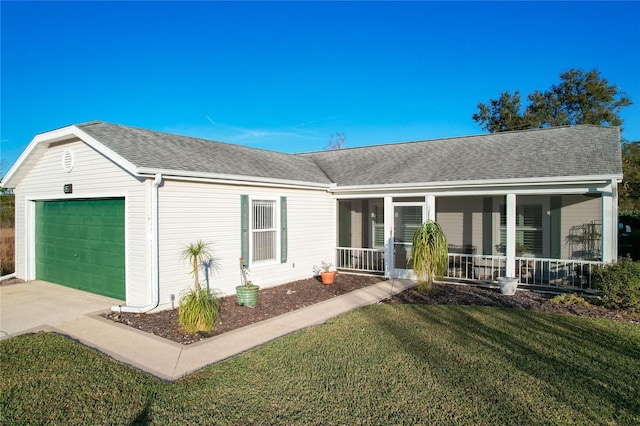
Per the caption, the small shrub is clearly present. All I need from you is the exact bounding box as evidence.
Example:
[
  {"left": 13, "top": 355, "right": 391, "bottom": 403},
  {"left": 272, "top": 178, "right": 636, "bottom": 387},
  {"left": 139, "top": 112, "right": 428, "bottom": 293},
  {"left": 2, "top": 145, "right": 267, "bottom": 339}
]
[
  {"left": 178, "top": 287, "right": 220, "bottom": 334},
  {"left": 550, "top": 293, "right": 589, "bottom": 307},
  {"left": 178, "top": 240, "right": 221, "bottom": 334},
  {"left": 592, "top": 258, "right": 640, "bottom": 313}
]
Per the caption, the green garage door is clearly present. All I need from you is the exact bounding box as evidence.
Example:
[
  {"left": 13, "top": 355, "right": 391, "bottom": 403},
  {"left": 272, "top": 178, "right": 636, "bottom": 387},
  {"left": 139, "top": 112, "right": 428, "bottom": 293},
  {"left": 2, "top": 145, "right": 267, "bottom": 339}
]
[{"left": 35, "top": 198, "right": 125, "bottom": 299}]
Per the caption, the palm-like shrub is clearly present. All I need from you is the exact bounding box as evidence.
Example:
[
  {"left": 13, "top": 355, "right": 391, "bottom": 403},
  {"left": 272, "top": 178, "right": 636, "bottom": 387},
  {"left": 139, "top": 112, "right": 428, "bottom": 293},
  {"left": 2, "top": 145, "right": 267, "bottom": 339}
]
[
  {"left": 411, "top": 220, "right": 448, "bottom": 292},
  {"left": 180, "top": 240, "right": 212, "bottom": 291},
  {"left": 178, "top": 287, "right": 220, "bottom": 334},
  {"left": 178, "top": 240, "right": 220, "bottom": 334}
]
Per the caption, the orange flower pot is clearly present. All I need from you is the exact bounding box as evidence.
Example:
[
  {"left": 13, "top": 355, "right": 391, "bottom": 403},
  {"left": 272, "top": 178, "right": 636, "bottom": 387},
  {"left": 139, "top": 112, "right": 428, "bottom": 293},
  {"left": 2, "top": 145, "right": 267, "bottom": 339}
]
[{"left": 321, "top": 271, "right": 336, "bottom": 285}]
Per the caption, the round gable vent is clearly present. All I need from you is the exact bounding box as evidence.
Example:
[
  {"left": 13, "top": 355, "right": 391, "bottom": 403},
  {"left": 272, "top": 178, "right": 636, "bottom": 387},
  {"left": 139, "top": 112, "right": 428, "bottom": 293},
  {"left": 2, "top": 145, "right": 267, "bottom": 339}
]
[{"left": 62, "top": 149, "right": 74, "bottom": 173}]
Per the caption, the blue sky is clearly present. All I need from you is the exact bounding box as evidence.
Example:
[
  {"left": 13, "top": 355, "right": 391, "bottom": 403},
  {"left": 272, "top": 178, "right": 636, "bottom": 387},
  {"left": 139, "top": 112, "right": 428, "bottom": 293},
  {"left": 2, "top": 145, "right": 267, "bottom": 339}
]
[{"left": 2, "top": 1, "right": 639, "bottom": 175}]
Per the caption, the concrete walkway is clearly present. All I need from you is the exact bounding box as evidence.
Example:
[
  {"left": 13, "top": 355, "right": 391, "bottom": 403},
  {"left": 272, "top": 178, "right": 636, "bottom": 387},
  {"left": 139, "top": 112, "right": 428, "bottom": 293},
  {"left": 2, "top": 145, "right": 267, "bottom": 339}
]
[{"left": 1, "top": 279, "right": 416, "bottom": 381}]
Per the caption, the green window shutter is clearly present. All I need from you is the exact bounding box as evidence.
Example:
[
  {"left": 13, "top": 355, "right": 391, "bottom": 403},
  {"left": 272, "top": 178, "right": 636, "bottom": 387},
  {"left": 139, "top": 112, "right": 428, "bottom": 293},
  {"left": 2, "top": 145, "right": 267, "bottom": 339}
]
[
  {"left": 482, "top": 197, "right": 493, "bottom": 255},
  {"left": 280, "top": 196, "right": 287, "bottom": 263},
  {"left": 550, "top": 196, "right": 562, "bottom": 259},
  {"left": 241, "top": 195, "right": 249, "bottom": 263}
]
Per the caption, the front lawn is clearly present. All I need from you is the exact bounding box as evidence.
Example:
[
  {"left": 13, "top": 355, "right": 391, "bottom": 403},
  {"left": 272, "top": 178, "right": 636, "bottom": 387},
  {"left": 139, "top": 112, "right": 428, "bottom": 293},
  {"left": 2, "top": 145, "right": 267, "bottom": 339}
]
[{"left": 2, "top": 305, "right": 639, "bottom": 425}]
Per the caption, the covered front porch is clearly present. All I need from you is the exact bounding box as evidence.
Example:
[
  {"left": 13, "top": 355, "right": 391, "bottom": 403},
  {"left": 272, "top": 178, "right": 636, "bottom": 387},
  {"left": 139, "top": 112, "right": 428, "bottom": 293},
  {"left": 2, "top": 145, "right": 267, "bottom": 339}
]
[{"left": 335, "top": 188, "right": 617, "bottom": 294}]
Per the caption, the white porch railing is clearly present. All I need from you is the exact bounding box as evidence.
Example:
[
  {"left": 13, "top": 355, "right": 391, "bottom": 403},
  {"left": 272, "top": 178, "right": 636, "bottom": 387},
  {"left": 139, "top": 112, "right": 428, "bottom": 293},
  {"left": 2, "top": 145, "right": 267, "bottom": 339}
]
[
  {"left": 446, "top": 254, "right": 506, "bottom": 282},
  {"left": 335, "top": 247, "right": 604, "bottom": 293},
  {"left": 513, "top": 256, "right": 603, "bottom": 293},
  {"left": 444, "top": 253, "right": 603, "bottom": 293},
  {"left": 336, "top": 247, "right": 385, "bottom": 274}
]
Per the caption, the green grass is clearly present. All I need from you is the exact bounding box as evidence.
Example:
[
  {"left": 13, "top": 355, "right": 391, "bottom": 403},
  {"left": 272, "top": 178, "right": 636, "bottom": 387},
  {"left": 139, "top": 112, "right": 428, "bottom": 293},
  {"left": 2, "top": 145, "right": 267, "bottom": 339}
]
[{"left": 2, "top": 306, "right": 639, "bottom": 425}]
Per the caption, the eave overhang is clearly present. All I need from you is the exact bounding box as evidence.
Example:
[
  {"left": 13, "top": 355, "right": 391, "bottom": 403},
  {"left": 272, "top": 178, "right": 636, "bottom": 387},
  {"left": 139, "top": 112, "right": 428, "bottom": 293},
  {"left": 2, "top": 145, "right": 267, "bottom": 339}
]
[{"left": 329, "top": 175, "right": 623, "bottom": 197}]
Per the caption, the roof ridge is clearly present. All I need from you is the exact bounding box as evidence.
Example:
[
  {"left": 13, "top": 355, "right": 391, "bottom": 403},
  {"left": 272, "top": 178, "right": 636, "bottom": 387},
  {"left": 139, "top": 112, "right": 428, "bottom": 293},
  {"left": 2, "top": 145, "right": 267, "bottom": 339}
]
[{"left": 299, "top": 124, "right": 616, "bottom": 155}]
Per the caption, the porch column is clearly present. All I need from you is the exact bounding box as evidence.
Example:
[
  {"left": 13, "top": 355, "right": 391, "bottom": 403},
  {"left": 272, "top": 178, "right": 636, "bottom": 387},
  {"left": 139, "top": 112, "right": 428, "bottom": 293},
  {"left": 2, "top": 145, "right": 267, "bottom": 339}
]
[
  {"left": 601, "top": 179, "right": 618, "bottom": 263},
  {"left": 383, "top": 196, "right": 393, "bottom": 278},
  {"left": 425, "top": 195, "right": 436, "bottom": 221},
  {"left": 505, "top": 193, "right": 517, "bottom": 278}
]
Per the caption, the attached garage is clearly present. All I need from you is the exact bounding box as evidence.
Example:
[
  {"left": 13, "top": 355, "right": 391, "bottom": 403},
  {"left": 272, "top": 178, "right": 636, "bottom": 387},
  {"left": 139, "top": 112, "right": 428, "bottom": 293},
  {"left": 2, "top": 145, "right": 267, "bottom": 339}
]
[{"left": 35, "top": 198, "right": 125, "bottom": 299}]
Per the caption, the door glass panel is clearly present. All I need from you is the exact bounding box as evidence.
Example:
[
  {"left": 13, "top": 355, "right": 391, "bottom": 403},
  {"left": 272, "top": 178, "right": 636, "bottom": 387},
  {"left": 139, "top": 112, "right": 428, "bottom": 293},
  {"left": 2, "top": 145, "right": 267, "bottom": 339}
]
[{"left": 393, "top": 205, "right": 423, "bottom": 270}]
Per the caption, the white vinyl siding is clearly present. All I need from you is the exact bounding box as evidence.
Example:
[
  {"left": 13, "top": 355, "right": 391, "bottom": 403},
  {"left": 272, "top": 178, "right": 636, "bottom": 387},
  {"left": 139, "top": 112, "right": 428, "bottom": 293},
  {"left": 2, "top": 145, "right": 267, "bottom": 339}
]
[
  {"left": 252, "top": 199, "right": 278, "bottom": 263},
  {"left": 157, "top": 180, "right": 334, "bottom": 307}
]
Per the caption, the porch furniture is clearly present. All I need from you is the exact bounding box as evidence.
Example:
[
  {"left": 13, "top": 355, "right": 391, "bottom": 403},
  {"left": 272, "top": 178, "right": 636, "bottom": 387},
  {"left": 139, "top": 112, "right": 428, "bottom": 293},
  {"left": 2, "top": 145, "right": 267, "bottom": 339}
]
[{"left": 447, "top": 245, "right": 476, "bottom": 279}]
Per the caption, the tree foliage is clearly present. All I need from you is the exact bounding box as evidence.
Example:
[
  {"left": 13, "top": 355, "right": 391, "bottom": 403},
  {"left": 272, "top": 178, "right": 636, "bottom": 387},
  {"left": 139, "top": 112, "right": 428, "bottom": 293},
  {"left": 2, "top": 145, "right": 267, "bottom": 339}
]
[
  {"left": 180, "top": 240, "right": 214, "bottom": 291},
  {"left": 620, "top": 141, "right": 640, "bottom": 212},
  {"left": 0, "top": 188, "right": 14, "bottom": 224},
  {"left": 473, "top": 69, "right": 632, "bottom": 133},
  {"left": 324, "top": 132, "right": 346, "bottom": 150},
  {"left": 472, "top": 91, "right": 532, "bottom": 133}
]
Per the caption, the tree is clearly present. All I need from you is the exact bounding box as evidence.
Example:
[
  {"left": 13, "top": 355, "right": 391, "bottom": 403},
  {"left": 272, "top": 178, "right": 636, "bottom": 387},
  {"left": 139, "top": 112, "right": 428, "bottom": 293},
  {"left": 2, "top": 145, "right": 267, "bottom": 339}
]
[
  {"left": 324, "top": 132, "right": 346, "bottom": 150},
  {"left": 473, "top": 69, "right": 632, "bottom": 133},
  {"left": 471, "top": 91, "right": 533, "bottom": 133},
  {"left": 620, "top": 141, "right": 640, "bottom": 212}
]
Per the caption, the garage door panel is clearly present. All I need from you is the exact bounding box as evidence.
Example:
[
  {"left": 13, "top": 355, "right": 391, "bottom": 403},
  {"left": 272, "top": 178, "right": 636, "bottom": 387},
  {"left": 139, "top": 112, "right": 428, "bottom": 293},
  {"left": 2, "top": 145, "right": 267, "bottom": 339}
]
[{"left": 35, "top": 199, "right": 125, "bottom": 300}]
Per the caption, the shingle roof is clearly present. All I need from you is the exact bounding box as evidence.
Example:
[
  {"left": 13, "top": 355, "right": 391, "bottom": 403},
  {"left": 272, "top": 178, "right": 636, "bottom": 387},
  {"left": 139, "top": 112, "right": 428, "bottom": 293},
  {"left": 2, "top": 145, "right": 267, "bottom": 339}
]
[
  {"left": 77, "top": 121, "right": 332, "bottom": 185},
  {"left": 300, "top": 125, "right": 622, "bottom": 186},
  {"left": 77, "top": 121, "right": 621, "bottom": 188}
]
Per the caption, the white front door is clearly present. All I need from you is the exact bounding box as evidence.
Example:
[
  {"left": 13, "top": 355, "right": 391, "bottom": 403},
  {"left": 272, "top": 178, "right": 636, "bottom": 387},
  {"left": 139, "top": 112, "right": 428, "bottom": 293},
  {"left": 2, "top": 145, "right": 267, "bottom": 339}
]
[{"left": 392, "top": 203, "right": 424, "bottom": 278}]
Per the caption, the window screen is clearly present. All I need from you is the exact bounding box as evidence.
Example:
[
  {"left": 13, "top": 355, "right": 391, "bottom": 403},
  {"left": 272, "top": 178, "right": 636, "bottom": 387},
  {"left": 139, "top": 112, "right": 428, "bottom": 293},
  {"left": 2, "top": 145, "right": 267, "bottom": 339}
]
[{"left": 252, "top": 200, "right": 277, "bottom": 262}]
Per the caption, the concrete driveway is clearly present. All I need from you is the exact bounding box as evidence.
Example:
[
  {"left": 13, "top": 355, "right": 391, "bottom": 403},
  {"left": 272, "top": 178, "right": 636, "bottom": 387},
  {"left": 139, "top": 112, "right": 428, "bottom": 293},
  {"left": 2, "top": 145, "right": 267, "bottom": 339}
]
[{"left": 0, "top": 280, "right": 121, "bottom": 340}]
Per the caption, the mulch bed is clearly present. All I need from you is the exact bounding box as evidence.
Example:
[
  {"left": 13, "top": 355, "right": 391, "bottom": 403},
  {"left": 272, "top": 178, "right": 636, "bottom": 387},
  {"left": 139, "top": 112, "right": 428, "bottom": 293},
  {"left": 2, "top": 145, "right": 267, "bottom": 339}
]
[
  {"left": 385, "top": 282, "right": 640, "bottom": 324},
  {"left": 105, "top": 273, "right": 382, "bottom": 344},
  {"left": 104, "top": 274, "right": 640, "bottom": 345}
]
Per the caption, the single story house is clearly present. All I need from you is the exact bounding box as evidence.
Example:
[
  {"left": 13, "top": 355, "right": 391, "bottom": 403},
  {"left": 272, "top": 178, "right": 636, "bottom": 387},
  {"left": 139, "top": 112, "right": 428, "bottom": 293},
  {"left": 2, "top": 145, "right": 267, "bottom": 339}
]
[{"left": 1, "top": 122, "right": 622, "bottom": 311}]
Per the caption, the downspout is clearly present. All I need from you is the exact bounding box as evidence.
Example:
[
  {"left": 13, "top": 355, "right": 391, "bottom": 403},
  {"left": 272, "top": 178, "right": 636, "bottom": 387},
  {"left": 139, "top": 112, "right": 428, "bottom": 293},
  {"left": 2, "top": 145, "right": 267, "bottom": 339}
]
[{"left": 111, "top": 173, "right": 162, "bottom": 313}]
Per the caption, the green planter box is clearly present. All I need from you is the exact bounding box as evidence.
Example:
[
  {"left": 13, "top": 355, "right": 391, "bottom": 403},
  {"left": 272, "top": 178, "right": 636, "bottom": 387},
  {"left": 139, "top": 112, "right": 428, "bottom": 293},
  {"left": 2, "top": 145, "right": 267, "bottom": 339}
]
[{"left": 236, "top": 285, "right": 260, "bottom": 307}]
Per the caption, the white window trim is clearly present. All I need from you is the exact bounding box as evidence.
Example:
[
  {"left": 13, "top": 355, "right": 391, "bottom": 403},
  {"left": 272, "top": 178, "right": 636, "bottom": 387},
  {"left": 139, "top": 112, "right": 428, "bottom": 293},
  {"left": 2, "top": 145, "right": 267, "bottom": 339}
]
[{"left": 249, "top": 196, "right": 281, "bottom": 266}]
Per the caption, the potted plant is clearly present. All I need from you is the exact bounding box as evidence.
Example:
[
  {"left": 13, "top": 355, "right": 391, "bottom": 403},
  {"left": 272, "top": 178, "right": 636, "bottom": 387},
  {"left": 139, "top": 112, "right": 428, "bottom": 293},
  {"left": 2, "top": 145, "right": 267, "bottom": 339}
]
[
  {"left": 498, "top": 277, "right": 518, "bottom": 295},
  {"left": 411, "top": 220, "right": 448, "bottom": 292},
  {"left": 320, "top": 261, "right": 336, "bottom": 285},
  {"left": 178, "top": 240, "right": 220, "bottom": 334},
  {"left": 236, "top": 258, "right": 260, "bottom": 307}
]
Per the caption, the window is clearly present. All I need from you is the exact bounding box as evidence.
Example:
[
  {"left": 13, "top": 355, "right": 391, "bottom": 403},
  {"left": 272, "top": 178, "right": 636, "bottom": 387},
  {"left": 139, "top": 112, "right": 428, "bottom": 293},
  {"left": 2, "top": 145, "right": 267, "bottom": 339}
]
[
  {"left": 252, "top": 199, "right": 278, "bottom": 262},
  {"left": 240, "top": 194, "right": 287, "bottom": 264},
  {"left": 500, "top": 204, "right": 543, "bottom": 256},
  {"left": 371, "top": 203, "right": 385, "bottom": 248},
  {"left": 241, "top": 195, "right": 287, "bottom": 265}
]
